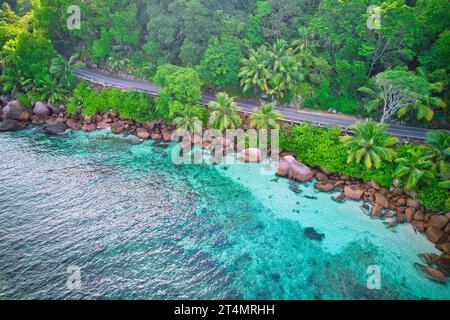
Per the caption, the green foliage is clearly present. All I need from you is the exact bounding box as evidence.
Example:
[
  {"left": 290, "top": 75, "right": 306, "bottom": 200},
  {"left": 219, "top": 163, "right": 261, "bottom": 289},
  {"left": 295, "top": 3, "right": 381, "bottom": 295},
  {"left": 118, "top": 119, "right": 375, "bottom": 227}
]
[
  {"left": 335, "top": 59, "right": 368, "bottom": 97},
  {"left": 340, "top": 120, "right": 399, "bottom": 170},
  {"left": 110, "top": 4, "right": 140, "bottom": 46},
  {"left": 418, "top": 183, "right": 450, "bottom": 211},
  {"left": 424, "top": 130, "right": 450, "bottom": 176},
  {"left": 66, "top": 81, "right": 155, "bottom": 122},
  {"left": 198, "top": 36, "right": 243, "bottom": 88},
  {"left": 13, "top": 32, "right": 57, "bottom": 83},
  {"left": 419, "top": 31, "right": 450, "bottom": 72},
  {"left": 394, "top": 147, "right": 435, "bottom": 191},
  {"left": 154, "top": 64, "right": 203, "bottom": 121},
  {"left": 92, "top": 29, "right": 111, "bottom": 62},
  {"left": 281, "top": 123, "right": 403, "bottom": 187},
  {"left": 208, "top": 92, "right": 242, "bottom": 132},
  {"left": 249, "top": 103, "right": 282, "bottom": 129}
]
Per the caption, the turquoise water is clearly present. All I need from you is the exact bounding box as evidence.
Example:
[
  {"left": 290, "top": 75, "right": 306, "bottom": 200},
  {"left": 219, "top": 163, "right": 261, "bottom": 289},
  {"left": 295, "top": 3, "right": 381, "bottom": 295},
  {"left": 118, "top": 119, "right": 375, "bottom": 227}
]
[{"left": 0, "top": 129, "right": 448, "bottom": 300}]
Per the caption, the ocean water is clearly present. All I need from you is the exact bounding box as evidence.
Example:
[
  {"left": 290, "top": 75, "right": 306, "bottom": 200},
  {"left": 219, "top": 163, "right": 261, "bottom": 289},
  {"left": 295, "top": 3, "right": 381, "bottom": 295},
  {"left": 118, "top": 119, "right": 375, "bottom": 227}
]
[{"left": 0, "top": 129, "right": 448, "bottom": 300}]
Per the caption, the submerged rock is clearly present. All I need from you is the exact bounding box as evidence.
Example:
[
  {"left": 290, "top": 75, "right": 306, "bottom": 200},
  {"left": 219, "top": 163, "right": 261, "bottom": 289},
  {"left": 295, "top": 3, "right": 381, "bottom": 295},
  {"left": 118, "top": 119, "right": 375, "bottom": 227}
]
[
  {"left": 242, "top": 148, "right": 262, "bottom": 163},
  {"left": 315, "top": 181, "right": 334, "bottom": 192},
  {"left": 331, "top": 193, "right": 346, "bottom": 203},
  {"left": 414, "top": 263, "right": 447, "bottom": 284},
  {"left": 304, "top": 227, "right": 325, "bottom": 241},
  {"left": 0, "top": 119, "right": 25, "bottom": 131},
  {"left": 43, "top": 123, "right": 66, "bottom": 135}
]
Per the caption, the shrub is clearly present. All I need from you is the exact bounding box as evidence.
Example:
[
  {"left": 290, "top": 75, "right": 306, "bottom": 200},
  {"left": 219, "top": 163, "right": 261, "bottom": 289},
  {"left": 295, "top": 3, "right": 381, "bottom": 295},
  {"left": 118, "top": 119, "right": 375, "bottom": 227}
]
[
  {"left": 66, "top": 82, "right": 156, "bottom": 122},
  {"left": 418, "top": 183, "right": 450, "bottom": 210}
]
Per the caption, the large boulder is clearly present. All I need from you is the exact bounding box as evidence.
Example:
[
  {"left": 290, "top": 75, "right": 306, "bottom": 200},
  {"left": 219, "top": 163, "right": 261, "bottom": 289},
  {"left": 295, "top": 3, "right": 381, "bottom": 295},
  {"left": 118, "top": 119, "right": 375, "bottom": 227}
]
[
  {"left": 277, "top": 156, "right": 314, "bottom": 182},
  {"left": 428, "top": 215, "right": 449, "bottom": 230},
  {"left": 65, "top": 118, "right": 82, "bottom": 130},
  {"left": 440, "top": 243, "right": 450, "bottom": 255},
  {"left": 0, "top": 119, "right": 25, "bottom": 131},
  {"left": 405, "top": 207, "right": 415, "bottom": 223},
  {"left": 315, "top": 171, "right": 329, "bottom": 182},
  {"left": 111, "top": 121, "right": 125, "bottom": 134},
  {"left": 374, "top": 192, "right": 389, "bottom": 208},
  {"left": 0, "top": 94, "right": 11, "bottom": 107},
  {"left": 43, "top": 123, "right": 66, "bottom": 135},
  {"left": 426, "top": 226, "right": 444, "bottom": 243},
  {"left": 2, "top": 101, "right": 30, "bottom": 122},
  {"left": 367, "top": 181, "right": 381, "bottom": 190},
  {"left": 82, "top": 123, "right": 97, "bottom": 132},
  {"left": 33, "top": 101, "right": 50, "bottom": 120},
  {"left": 136, "top": 128, "right": 151, "bottom": 140},
  {"left": 162, "top": 129, "right": 173, "bottom": 142},
  {"left": 407, "top": 198, "right": 421, "bottom": 209},
  {"left": 242, "top": 148, "right": 262, "bottom": 163},
  {"left": 344, "top": 185, "right": 365, "bottom": 200}
]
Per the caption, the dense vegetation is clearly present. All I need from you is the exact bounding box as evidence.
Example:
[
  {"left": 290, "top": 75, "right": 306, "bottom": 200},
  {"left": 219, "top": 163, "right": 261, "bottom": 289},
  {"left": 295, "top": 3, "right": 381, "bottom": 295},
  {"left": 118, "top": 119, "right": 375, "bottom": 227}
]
[
  {"left": 0, "top": 0, "right": 448, "bottom": 209},
  {"left": 281, "top": 123, "right": 449, "bottom": 210}
]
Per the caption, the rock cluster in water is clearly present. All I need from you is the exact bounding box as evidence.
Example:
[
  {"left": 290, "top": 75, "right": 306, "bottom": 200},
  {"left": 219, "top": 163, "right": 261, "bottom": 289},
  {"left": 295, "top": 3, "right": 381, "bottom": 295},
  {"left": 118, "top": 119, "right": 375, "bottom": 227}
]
[{"left": 276, "top": 153, "right": 450, "bottom": 283}]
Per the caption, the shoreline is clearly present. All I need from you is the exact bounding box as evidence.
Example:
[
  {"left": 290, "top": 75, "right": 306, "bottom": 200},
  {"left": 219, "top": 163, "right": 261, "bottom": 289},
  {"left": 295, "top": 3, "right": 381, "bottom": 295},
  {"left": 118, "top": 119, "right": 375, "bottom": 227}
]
[{"left": 0, "top": 97, "right": 449, "bottom": 284}]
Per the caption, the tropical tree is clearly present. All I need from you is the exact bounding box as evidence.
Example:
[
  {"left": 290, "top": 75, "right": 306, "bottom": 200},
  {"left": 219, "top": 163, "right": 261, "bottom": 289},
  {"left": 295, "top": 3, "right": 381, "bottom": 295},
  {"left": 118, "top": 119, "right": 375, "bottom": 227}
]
[
  {"left": 359, "top": 70, "right": 446, "bottom": 123},
  {"left": 239, "top": 46, "right": 272, "bottom": 95},
  {"left": 50, "top": 54, "right": 85, "bottom": 88},
  {"left": 35, "top": 75, "right": 69, "bottom": 103},
  {"left": 208, "top": 92, "right": 242, "bottom": 132},
  {"left": 397, "top": 68, "right": 446, "bottom": 122},
  {"left": 340, "top": 119, "right": 399, "bottom": 169},
  {"left": 424, "top": 130, "right": 450, "bottom": 176},
  {"left": 249, "top": 103, "right": 282, "bottom": 129},
  {"left": 395, "top": 148, "right": 435, "bottom": 191},
  {"left": 171, "top": 101, "right": 203, "bottom": 135},
  {"left": 107, "top": 54, "right": 130, "bottom": 71},
  {"left": 0, "top": 67, "right": 32, "bottom": 95}
]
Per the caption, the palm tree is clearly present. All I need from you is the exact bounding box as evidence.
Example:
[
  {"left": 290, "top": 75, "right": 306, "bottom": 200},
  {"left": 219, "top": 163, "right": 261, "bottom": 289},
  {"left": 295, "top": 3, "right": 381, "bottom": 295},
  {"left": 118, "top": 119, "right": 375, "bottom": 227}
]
[
  {"left": 0, "top": 68, "right": 33, "bottom": 96},
  {"left": 249, "top": 103, "right": 282, "bottom": 129},
  {"left": 172, "top": 102, "right": 203, "bottom": 135},
  {"left": 395, "top": 148, "right": 435, "bottom": 191},
  {"left": 107, "top": 55, "right": 130, "bottom": 71},
  {"left": 50, "top": 54, "right": 85, "bottom": 89},
  {"left": 35, "top": 75, "right": 69, "bottom": 103},
  {"left": 397, "top": 87, "right": 446, "bottom": 122},
  {"left": 208, "top": 92, "right": 242, "bottom": 132},
  {"left": 239, "top": 47, "right": 272, "bottom": 95},
  {"left": 340, "top": 119, "right": 399, "bottom": 169},
  {"left": 424, "top": 130, "right": 450, "bottom": 176}
]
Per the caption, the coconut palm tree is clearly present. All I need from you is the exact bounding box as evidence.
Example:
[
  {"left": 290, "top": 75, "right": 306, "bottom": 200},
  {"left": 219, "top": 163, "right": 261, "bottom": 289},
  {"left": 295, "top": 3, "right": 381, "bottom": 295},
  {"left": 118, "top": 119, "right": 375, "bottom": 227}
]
[
  {"left": 340, "top": 119, "right": 399, "bottom": 169},
  {"left": 239, "top": 47, "right": 272, "bottom": 95},
  {"left": 424, "top": 130, "right": 450, "bottom": 176},
  {"left": 249, "top": 103, "right": 282, "bottom": 129},
  {"left": 172, "top": 102, "right": 203, "bottom": 135},
  {"left": 208, "top": 92, "right": 242, "bottom": 132},
  {"left": 35, "top": 75, "right": 69, "bottom": 103},
  {"left": 107, "top": 54, "right": 130, "bottom": 72},
  {"left": 394, "top": 148, "right": 435, "bottom": 191},
  {"left": 50, "top": 54, "right": 85, "bottom": 88}
]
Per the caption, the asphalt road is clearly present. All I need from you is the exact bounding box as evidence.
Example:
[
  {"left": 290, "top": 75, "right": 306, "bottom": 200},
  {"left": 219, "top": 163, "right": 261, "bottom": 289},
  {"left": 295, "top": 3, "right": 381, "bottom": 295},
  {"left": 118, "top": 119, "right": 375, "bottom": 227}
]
[{"left": 74, "top": 67, "right": 444, "bottom": 140}]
